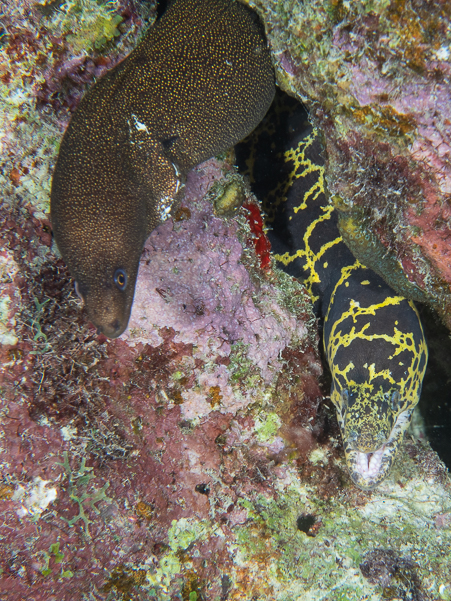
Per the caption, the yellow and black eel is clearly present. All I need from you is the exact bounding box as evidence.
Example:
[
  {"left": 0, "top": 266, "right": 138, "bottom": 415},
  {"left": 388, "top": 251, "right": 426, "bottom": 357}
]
[
  {"left": 51, "top": 0, "right": 275, "bottom": 338},
  {"left": 235, "top": 91, "right": 428, "bottom": 489}
]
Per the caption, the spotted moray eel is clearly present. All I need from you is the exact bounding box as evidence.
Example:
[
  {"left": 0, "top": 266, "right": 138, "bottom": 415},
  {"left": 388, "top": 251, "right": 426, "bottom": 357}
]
[
  {"left": 236, "top": 91, "right": 428, "bottom": 489},
  {"left": 51, "top": 0, "right": 274, "bottom": 338}
]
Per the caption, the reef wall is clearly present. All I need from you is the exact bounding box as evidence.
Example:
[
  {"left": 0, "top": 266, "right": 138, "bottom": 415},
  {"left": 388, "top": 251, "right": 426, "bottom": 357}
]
[
  {"left": 0, "top": 0, "right": 451, "bottom": 599},
  {"left": 247, "top": 0, "right": 451, "bottom": 329}
]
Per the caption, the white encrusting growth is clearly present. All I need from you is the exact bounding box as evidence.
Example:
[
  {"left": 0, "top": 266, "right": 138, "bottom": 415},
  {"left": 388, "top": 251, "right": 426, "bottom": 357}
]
[
  {"left": 158, "top": 196, "right": 175, "bottom": 222},
  {"left": 131, "top": 113, "right": 150, "bottom": 134},
  {"left": 13, "top": 477, "right": 58, "bottom": 518}
]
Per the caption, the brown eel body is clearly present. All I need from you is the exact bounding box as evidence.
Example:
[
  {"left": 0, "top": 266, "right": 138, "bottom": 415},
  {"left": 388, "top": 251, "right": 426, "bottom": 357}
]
[{"left": 51, "top": 0, "right": 275, "bottom": 337}]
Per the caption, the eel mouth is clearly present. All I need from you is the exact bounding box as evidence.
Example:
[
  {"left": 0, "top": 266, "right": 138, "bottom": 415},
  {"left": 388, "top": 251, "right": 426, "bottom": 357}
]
[
  {"left": 344, "top": 409, "right": 413, "bottom": 490},
  {"left": 347, "top": 443, "right": 391, "bottom": 490},
  {"left": 355, "top": 446, "right": 386, "bottom": 481}
]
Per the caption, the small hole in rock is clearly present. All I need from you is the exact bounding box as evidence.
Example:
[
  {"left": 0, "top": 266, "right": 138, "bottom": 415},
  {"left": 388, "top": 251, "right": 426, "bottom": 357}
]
[
  {"left": 296, "top": 514, "right": 316, "bottom": 533},
  {"left": 195, "top": 483, "right": 210, "bottom": 495}
]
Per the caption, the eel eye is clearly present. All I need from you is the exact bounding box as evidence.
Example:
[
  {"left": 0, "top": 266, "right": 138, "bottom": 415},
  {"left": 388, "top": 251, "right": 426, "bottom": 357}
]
[
  {"left": 390, "top": 390, "right": 400, "bottom": 412},
  {"left": 341, "top": 389, "right": 349, "bottom": 407},
  {"left": 114, "top": 269, "right": 128, "bottom": 291}
]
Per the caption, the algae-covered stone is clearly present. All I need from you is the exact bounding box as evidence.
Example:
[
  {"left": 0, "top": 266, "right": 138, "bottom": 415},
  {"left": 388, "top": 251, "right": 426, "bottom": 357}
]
[
  {"left": 226, "top": 440, "right": 451, "bottom": 600},
  {"left": 245, "top": 0, "right": 451, "bottom": 329}
]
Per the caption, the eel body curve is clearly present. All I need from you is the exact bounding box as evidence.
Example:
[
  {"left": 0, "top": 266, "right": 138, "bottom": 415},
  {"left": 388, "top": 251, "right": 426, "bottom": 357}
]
[
  {"left": 51, "top": 0, "right": 275, "bottom": 338},
  {"left": 236, "top": 92, "right": 428, "bottom": 489}
]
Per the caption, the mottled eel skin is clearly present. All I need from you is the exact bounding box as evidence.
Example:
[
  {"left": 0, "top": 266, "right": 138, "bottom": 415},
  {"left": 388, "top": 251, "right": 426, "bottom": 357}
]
[
  {"left": 51, "top": 0, "right": 274, "bottom": 338},
  {"left": 236, "top": 92, "right": 428, "bottom": 489}
]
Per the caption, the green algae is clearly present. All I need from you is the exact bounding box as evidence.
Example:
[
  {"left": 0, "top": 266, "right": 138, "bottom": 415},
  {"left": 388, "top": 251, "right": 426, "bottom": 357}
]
[
  {"left": 308, "top": 447, "right": 329, "bottom": 466},
  {"left": 168, "top": 517, "right": 210, "bottom": 552},
  {"left": 146, "top": 518, "right": 214, "bottom": 599},
  {"left": 229, "top": 444, "right": 451, "bottom": 600},
  {"left": 40, "top": 541, "right": 74, "bottom": 579},
  {"left": 43, "top": 0, "right": 125, "bottom": 54},
  {"left": 255, "top": 412, "right": 282, "bottom": 443},
  {"left": 228, "top": 341, "right": 262, "bottom": 388},
  {"left": 57, "top": 451, "right": 112, "bottom": 536}
]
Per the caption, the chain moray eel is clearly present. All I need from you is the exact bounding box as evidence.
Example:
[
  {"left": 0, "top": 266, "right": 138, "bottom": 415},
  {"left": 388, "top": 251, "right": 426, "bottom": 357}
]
[
  {"left": 51, "top": 0, "right": 275, "bottom": 338},
  {"left": 236, "top": 91, "right": 428, "bottom": 489}
]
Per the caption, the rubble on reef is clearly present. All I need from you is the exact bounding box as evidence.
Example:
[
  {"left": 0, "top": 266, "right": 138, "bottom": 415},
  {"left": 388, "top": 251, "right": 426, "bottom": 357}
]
[{"left": 1, "top": 0, "right": 451, "bottom": 599}]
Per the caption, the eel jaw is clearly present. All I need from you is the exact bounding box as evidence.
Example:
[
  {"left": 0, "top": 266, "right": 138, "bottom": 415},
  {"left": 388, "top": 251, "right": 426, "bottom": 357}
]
[
  {"left": 354, "top": 446, "right": 386, "bottom": 482},
  {"left": 343, "top": 409, "right": 413, "bottom": 490},
  {"left": 74, "top": 278, "right": 134, "bottom": 339}
]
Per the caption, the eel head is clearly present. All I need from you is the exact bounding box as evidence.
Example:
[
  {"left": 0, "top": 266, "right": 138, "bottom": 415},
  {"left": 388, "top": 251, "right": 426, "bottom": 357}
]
[
  {"left": 73, "top": 258, "right": 139, "bottom": 339},
  {"left": 52, "top": 199, "right": 147, "bottom": 339},
  {"left": 51, "top": 122, "right": 185, "bottom": 339},
  {"left": 334, "top": 386, "right": 414, "bottom": 489}
]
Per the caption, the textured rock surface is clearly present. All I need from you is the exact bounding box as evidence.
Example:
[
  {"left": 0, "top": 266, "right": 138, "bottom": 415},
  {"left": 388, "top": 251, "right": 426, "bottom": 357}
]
[
  {"left": 246, "top": 0, "right": 451, "bottom": 329},
  {"left": 123, "top": 159, "right": 312, "bottom": 421},
  {"left": 1, "top": 0, "right": 451, "bottom": 599}
]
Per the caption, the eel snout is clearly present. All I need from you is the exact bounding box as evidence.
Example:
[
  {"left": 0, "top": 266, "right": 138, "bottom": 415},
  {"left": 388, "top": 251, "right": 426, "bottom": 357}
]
[
  {"left": 70, "top": 248, "right": 140, "bottom": 338},
  {"left": 79, "top": 281, "right": 134, "bottom": 339},
  {"left": 344, "top": 407, "right": 413, "bottom": 489}
]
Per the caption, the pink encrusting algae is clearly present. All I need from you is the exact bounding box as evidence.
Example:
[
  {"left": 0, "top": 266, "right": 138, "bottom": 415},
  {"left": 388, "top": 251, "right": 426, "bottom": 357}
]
[{"left": 123, "top": 159, "right": 310, "bottom": 420}]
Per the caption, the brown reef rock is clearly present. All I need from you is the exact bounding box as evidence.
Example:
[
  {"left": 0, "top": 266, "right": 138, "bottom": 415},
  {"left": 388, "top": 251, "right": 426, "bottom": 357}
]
[{"left": 248, "top": 0, "right": 451, "bottom": 328}]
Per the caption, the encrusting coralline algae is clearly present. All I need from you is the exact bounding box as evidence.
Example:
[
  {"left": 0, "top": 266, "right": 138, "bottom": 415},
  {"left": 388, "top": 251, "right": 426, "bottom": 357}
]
[{"left": 0, "top": 0, "right": 451, "bottom": 599}]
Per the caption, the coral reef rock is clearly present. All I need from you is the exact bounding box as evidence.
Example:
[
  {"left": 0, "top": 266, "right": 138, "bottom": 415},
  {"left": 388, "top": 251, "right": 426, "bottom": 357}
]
[
  {"left": 247, "top": 0, "right": 451, "bottom": 329},
  {"left": 1, "top": 0, "right": 451, "bottom": 599}
]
